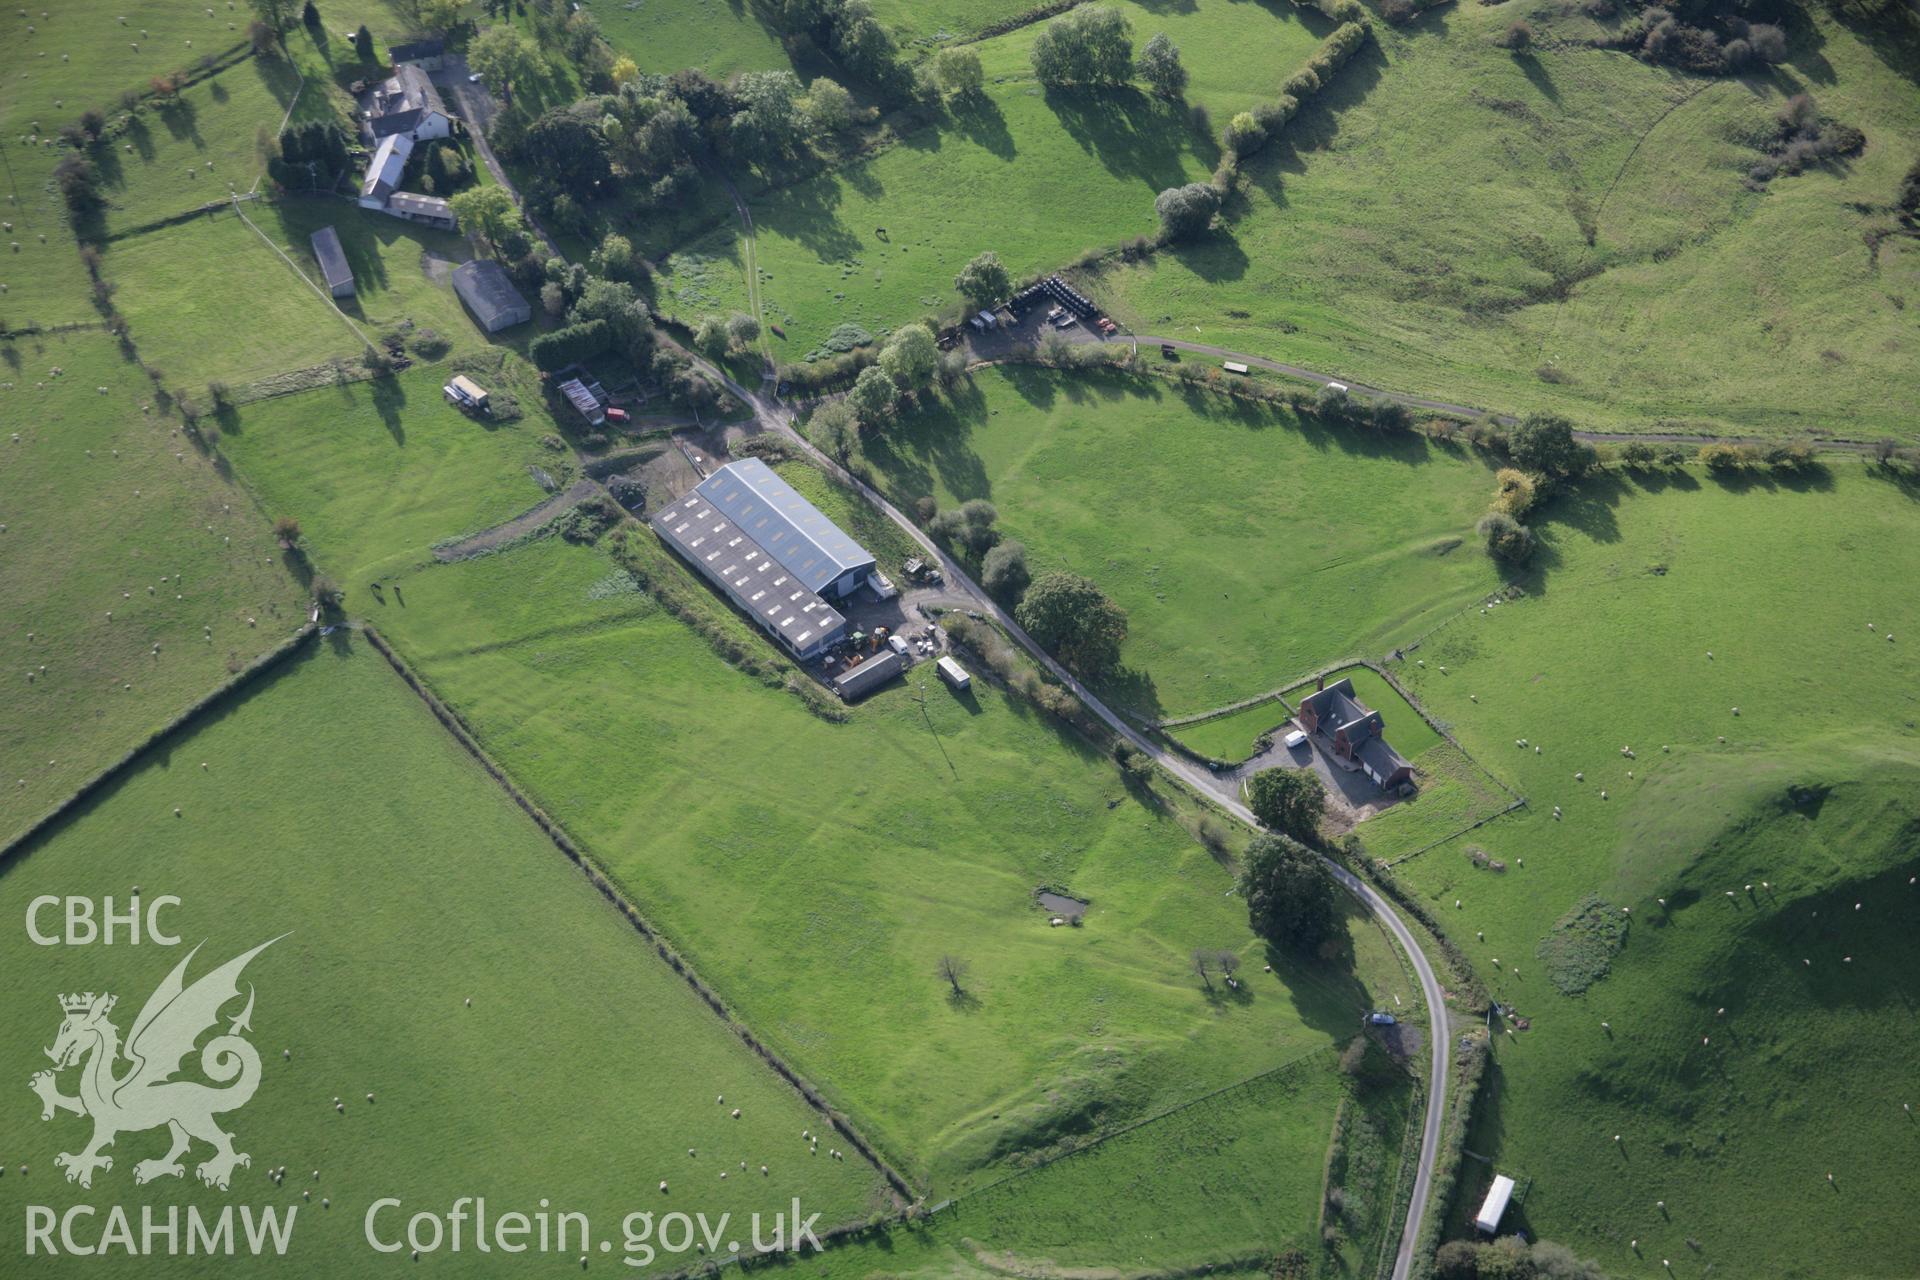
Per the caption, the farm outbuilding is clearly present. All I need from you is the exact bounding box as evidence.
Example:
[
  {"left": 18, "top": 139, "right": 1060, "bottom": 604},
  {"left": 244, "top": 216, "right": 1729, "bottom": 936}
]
[
  {"left": 385, "top": 192, "right": 455, "bottom": 231},
  {"left": 310, "top": 226, "right": 354, "bottom": 298},
  {"left": 359, "top": 132, "right": 413, "bottom": 207},
  {"left": 1474, "top": 1174, "right": 1516, "bottom": 1234},
  {"left": 650, "top": 491, "right": 850, "bottom": 661},
  {"left": 834, "top": 650, "right": 904, "bottom": 702},
  {"left": 387, "top": 36, "right": 446, "bottom": 70},
  {"left": 451, "top": 260, "right": 532, "bottom": 333},
  {"left": 557, "top": 376, "right": 606, "bottom": 426},
  {"left": 695, "top": 458, "right": 876, "bottom": 603}
]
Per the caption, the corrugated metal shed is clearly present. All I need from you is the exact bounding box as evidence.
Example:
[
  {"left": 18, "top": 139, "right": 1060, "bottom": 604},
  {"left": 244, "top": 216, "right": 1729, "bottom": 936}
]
[
  {"left": 833, "top": 649, "right": 903, "bottom": 701},
  {"left": 694, "top": 458, "right": 875, "bottom": 597},
  {"left": 651, "top": 492, "right": 847, "bottom": 659}
]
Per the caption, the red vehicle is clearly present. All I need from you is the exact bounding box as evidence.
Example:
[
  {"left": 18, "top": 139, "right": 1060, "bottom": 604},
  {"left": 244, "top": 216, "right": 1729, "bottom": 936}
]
[{"left": 605, "top": 407, "right": 631, "bottom": 425}]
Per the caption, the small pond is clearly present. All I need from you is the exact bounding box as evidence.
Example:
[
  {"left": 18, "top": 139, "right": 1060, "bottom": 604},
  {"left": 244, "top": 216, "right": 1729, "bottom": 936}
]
[{"left": 1037, "top": 891, "right": 1089, "bottom": 921}]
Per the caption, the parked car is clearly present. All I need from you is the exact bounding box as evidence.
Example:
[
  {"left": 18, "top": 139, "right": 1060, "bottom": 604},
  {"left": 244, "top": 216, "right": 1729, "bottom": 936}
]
[
  {"left": 887, "top": 635, "right": 909, "bottom": 657},
  {"left": 1366, "top": 1012, "right": 1397, "bottom": 1026},
  {"left": 1161, "top": 344, "right": 1178, "bottom": 359},
  {"left": 1284, "top": 729, "right": 1308, "bottom": 749},
  {"left": 604, "top": 407, "right": 630, "bottom": 425}
]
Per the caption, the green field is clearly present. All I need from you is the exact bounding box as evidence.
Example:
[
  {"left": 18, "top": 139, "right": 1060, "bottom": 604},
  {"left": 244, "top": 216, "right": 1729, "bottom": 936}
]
[
  {"left": 86, "top": 38, "right": 349, "bottom": 237},
  {"left": 657, "top": 0, "right": 1339, "bottom": 359},
  {"left": 0, "top": 332, "right": 303, "bottom": 847},
  {"left": 0, "top": 640, "right": 885, "bottom": 1275},
  {"left": 107, "top": 208, "right": 372, "bottom": 388},
  {"left": 1381, "top": 460, "right": 1920, "bottom": 1273},
  {"left": 858, "top": 365, "right": 1505, "bottom": 718},
  {"left": 597, "top": 0, "right": 805, "bottom": 80},
  {"left": 657, "top": 74, "right": 1219, "bottom": 355},
  {"left": 1326, "top": 665, "right": 1442, "bottom": 759},
  {"left": 218, "top": 363, "right": 576, "bottom": 586},
  {"left": 347, "top": 529, "right": 1411, "bottom": 1194},
  {"left": 1098, "top": 7, "right": 1920, "bottom": 437},
  {"left": 780, "top": 1047, "right": 1405, "bottom": 1280},
  {"left": 1171, "top": 698, "right": 1295, "bottom": 763}
]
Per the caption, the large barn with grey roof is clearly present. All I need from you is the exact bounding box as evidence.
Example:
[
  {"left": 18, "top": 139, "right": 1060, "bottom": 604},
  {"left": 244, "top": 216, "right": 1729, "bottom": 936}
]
[{"left": 651, "top": 458, "right": 877, "bottom": 661}]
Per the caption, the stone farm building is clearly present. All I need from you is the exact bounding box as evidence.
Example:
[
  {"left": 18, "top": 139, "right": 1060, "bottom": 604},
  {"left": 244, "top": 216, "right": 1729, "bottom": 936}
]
[
  {"left": 310, "top": 225, "right": 354, "bottom": 298},
  {"left": 1297, "top": 676, "right": 1414, "bottom": 790},
  {"left": 451, "top": 260, "right": 531, "bottom": 332},
  {"left": 650, "top": 458, "right": 878, "bottom": 661}
]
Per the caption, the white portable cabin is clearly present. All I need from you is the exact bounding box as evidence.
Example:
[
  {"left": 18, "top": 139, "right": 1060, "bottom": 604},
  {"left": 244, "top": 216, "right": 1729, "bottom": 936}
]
[
  {"left": 937, "top": 655, "right": 971, "bottom": 691},
  {"left": 1474, "top": 1175, "right": 1515, "bottom": 1235},
  {"left": 1223, "top": 361, "right": 1249, "bottom": 375}
]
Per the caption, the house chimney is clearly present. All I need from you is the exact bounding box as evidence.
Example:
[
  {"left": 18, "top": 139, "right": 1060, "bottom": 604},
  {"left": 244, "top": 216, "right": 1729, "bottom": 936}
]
[{"left": 1316, "top": 675, "right": 1326, "bottom": 692}]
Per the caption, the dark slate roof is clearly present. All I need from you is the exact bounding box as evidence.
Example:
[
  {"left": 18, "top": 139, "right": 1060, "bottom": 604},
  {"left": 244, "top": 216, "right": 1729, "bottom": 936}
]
[
  {"left": 1301, "top": 678, "right": 1371, "bottom": 736},
  {"left": 833, "top": 649, "right": 904, "bottom": 700},
  {"left": 388, "top": 37, "right": 445, "bottom": 62},
  {"left": 694, "top": 458, "right": 875, "bottom": 595},
  {"left": 368, "top": 64, "right": 448, "bottom": 136},
  {"left": 652, "top": 492, "right": 847, "bottom": 654},
  {"left": 309, "top": 226, "right": 353, "bottom": 292},
  {"left": 450, "top": 259, "right": 529, "bottom": 328},
  {"left": 1357, "top": 735, "right": 1411, "bottom": 779}
]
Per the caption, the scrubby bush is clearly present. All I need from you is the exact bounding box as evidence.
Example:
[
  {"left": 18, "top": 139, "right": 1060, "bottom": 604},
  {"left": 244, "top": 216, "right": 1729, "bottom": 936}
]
[
  {"left": 1154, "top": 182, "right": 1220, "bottom": 242},
  {"left": 1282, "top": 66, "right": 1321, "bottom": 98},
  {"left": 981, "top": 539, "right": 1031, "bottom": 601},
  {"left": 1478, "top": 511, "right": 1536, "bottom": 563},
  {"left": 1225, "top": 111, "right": 1267, "bottom": 158},
  {"left": 529, "top": 319, "right": 610, "bottom": 371},
  {"left": 1496, "top": 19, "right": 1534, "bottom": 49},
  {"left": 1508, "top": 412, "right": 1594, "bottom": 478},
  {"left": 1489, "top": 467, "right": 1538, "bottom": 518}
]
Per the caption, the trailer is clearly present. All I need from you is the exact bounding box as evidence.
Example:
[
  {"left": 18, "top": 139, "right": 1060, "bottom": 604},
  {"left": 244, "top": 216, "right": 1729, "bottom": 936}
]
[
  {"left": 937, "top": 655, "right": 971, "bottom": 691},
  {"left": 1474, "top": 1175, "right": 1516, "bottom": 1235},
  {"left": 1223, "top": 361, "right": 1249, "bottom": 375}
]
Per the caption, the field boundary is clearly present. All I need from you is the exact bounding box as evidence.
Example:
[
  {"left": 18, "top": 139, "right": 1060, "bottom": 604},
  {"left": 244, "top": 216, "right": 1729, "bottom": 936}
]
[
  {"left": 0, "top": 624, "right": 318, "bottom": 862},
  {"left": 355, "top": 625, "right": 916, "bottom": 1204},
  {"left": 939, "top": 1043, "right": 1337, "bottom": 1213},
  {"left": 1155, "top": 688, "right": 1294, "bottom": 732}
]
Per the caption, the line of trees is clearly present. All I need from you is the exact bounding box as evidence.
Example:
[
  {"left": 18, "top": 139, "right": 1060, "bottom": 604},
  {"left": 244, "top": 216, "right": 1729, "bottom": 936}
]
[{"left": 1157, "top": 18, "right": 1371, "bottom": 244}]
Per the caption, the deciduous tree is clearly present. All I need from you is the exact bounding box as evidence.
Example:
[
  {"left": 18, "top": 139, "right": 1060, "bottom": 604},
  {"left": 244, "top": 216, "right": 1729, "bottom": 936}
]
[
  {"left": 1015, "top": 571, "right": 1128, "bottom": 678},
  {"left": 1239, "top": 834, "right": 1337, "bottom": 953}
]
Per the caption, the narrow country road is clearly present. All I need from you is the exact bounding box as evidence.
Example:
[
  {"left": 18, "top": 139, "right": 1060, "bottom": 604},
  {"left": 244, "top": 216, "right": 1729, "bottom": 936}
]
[
  {"left": 1114, "top": 333, "right": 1884, "bottom": 451},
  {"left": 463, "top": 115, "right": 1454, "bottom": 1276},
  {"left": 679, "top": 345, "right": 1454, "bottom": 1280}
]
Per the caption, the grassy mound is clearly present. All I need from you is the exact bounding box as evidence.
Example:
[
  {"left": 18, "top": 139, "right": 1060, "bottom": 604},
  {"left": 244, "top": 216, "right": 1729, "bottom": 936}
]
[{"left": 1536, "top": 894, "right": 1627, "bottom": 997}]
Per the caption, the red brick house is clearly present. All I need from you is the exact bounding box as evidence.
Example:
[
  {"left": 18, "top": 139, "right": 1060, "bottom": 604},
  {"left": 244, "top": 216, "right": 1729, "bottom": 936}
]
[{"left": 1297, "top": 677, "right": 1414, "bottom": 790}]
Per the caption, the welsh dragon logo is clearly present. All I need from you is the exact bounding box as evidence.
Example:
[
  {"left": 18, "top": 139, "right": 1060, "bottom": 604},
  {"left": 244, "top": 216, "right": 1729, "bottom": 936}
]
[{"left": 30, "top": 936, "right": 282, "bottom": 1191}]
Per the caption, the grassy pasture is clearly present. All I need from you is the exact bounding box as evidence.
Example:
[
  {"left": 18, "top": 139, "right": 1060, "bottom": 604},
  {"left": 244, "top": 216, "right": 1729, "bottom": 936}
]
[
  {"left": 782, "top": 1049, "right": 1395, "bottom": 1280},
  {"left": 326, "top": 529, "right": 1412, "bottom": 1195},
  {"left": 1099, "top": 7, "right": 1920, "bottom": 436},
  {"left": 107, "top": 206, "right": 369, "bottom": 387},
  {"left": 856, "top": 365, "right": 1505, "bottom": 718},
  {"left": 85, "top": 41, "right": 349, "bottom": 238},
  {"left": 107, "top": 196, "right": 503, "bottom": 392},
  {"left": 658, "top": 76, "right": 1220, "bottom": 356},
  {"left": 597, "top": 0, "right": 803, "bottom": 80},
  {"left": 0, "top": 332, "right": 303, "bottom": 848},
  {"left": 1171, "top": 698, "right": 1294, "bottom": 762},
  {"left": 0, "top": 2, "right": 246, "bottom": 137},
  {"left": 970, "top": 0, "right": 1328, "bottom": 121},
  {"left": 0, "top": 640, "right": 886, "bottom": 1276},
  {"left": 1379, "top": 461, "right": 1920, "bottom": 1272},
  {"left": 217, "top": 364, "right": 575, "bottom": 586},
  {"left": 0, "top": 142, "right": 98, "bottom": 330}
]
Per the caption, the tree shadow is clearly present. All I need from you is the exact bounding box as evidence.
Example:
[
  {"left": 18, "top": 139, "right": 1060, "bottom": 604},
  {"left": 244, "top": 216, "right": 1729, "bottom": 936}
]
[
  {"left": 370, "top": 371, "right": 406, "bottom": 441},
  {"left": 946, "top": 92, "right": 1015, "bottom": 161},
  {"left": 1041, "top": 85, "right": 1210, "bottom": 190},
  {"left": 1515, "top": 52, "right": 1561, "bottom": 105}
]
